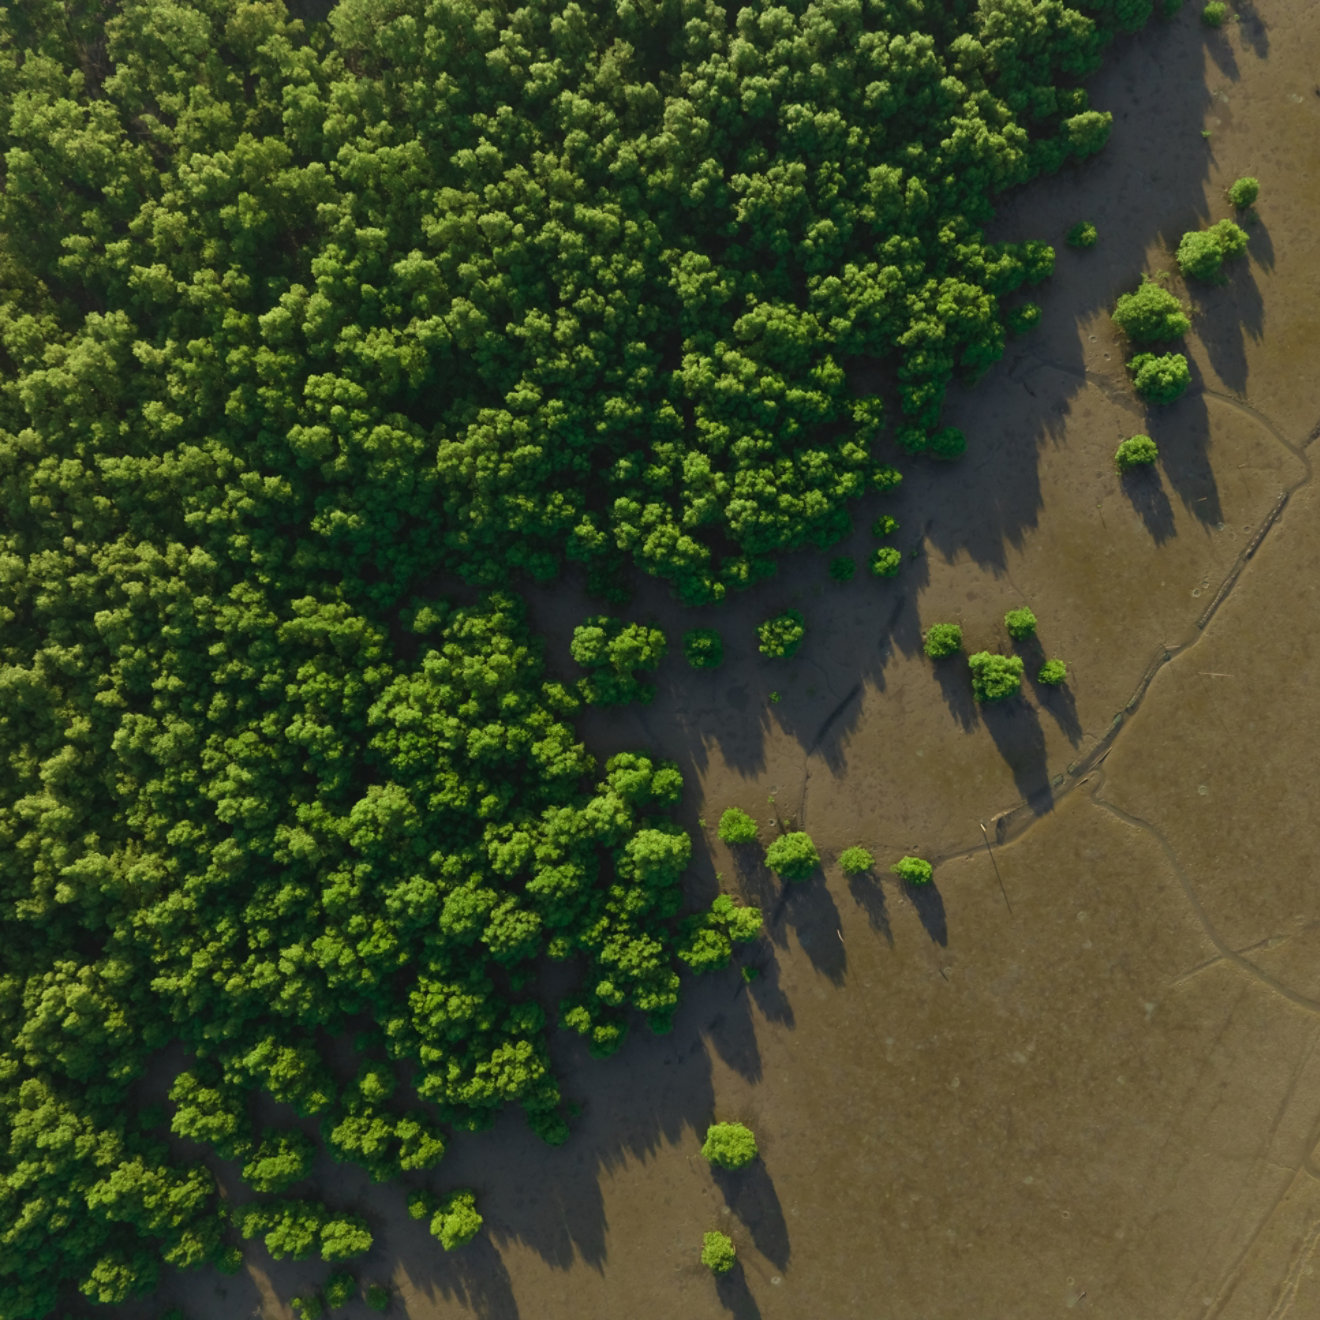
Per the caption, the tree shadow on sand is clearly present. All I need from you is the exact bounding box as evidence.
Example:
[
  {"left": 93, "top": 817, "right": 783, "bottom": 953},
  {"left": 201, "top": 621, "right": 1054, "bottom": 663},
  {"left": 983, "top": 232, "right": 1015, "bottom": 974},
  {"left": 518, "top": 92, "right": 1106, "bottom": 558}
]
[
  {"left": 902, "top": 877, "right": 948, "bottom": 948},
  {"left": 846, "top": 869, "right": 893, "bottom": 945},
  {"left": 1120, "top": 463, "right": 1176, "bottom": 544},
  {"left": 716, "top": 1264, "right": 765, "bottom": 1319},
  {"left": 713, "top": 1162, "right": 791, "bottom": 1272}
]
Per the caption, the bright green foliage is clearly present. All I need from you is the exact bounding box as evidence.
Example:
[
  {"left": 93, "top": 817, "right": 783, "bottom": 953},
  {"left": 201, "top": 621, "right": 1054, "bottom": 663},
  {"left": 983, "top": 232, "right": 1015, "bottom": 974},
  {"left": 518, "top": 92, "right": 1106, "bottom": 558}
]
[
  {"left": 1004, "top": 607, "right": 1038, "bottom": 640},
  {"left": 571, "top": 617, "right": 667, "bottom": 706},
  {"left": 320, "top": 1215, "right": 374, "bottom": 1262},
  {"left": 1115, "top": 434, "right": 1160, "bottom": 471},
  {"left": 241, "top": 1132, "right": 316, "bottom": 1195},
  {"left": 718, "top": 809, "right": 760, "bottom": 846},
  {"left": 1177, "top": 219, "right": 1248, "bottom": 282},
  {"left": 873, "top": 515, "right": 900, "bottom": 538},
  {"left": 366, "top": 1284, "right": 391, "bottom": 1313},
  {"left": 891, "top": 856, "right": 935, "bottom": 885},
  {"left": 1067, "top": 221, "right": 1098, "bottom": 248},
  {"left": 1228, "top": 176, "right": 1260, "bottom": 208},
  {"left": 676, "top": 895, "right": 763, "bottom": 974},
  {"left": 1129, "top": 352, "right": 1192, "bottom": 404},
  {"left": 324, "top": 1273, "right": 356, "bottom": 1309},
  {"left": 292, "top": 1293, "right": 325, "bottom": 1320},
  {"left": 1038, "top": 659, "right": 1069, "bottom": 685},
  {"left": 0, "top": 0, "right": 1161, "bottom": 1308},
  {"left": 829, "top": 557, "right": 856, "bottom": 582},
  {"left": 1112, "top": 279, "right": 1191, "bottom": 342},
  {"left": 1202, "top": 1, "right": 1228, "bottom": 25},
  {"left": 924, "top": 624, "right": 964, "bottom": 659},
  {"left": 236, "top": 1200, "right": 327, "bottom": 1262},
  {"left": 700, "top": 1122, "right": 759, "bottom": 1171},
  {"left": 702, "top": 1231, "right": 738, "bottom": 1275},
  {"left": 871, "top": 547, "right": 904, "bottom": 578},
  {"left": 430, "top": 1191, "right": 483, "bottom": 1251},
  {"left": 757, "top": 610, "right": 807, "bottom": 659},
  {"left": 683, "top": 629, "right": 724, "bottom": 670},
  {"left": 969, "top": 652, "right": 1026, "bottom": 702},
  {"left": 1007, "top": 303, "right": 1042, "bottom": 334},
  {"left": 839, "top": 847, "right": 875, "bottom": 876},
  {"left": 764, "top": 833, "right": 821, "bottom": 882}
]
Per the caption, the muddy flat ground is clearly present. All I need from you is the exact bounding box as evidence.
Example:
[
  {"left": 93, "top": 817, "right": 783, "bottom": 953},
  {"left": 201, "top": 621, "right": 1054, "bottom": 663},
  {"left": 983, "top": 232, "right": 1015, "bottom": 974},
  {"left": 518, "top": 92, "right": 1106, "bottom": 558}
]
[{"left": 144, "top": 2, "right": 1320, "bottom": 1317}]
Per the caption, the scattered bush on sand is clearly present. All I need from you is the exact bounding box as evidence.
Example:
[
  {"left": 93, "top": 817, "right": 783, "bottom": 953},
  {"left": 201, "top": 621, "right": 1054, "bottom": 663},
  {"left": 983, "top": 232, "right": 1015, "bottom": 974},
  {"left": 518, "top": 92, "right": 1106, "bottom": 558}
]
[
  {"left": 1116, "top": 434, "right": 1160, "bottom": 472},
  {"left": 718, "top": 808, "right": 760, "bottom": 845},
  {"left": 1129, "top": 352, "right": 1191, "bottom": 405},
  {"left": 839, "top": 847, "right": 875, "bottom": 875},
  {"left": 757, "top": 609, "right": 806, "bottom": 659},
  {"left": 765, "top": 832, "right": 821, "bottom": 881},
  {"left": 1201, "top": 1, "right": 1228, "bottom": 26},
  {"left": 1038, "top": 659, "right": 1069, "bottom": 685},
  {"left": 1066, "top": 221, "right": 1098, "bottom": 248},
  {"left": 1004, "top": 607, "right": 1037, "bottom": 640},
  {"left": 969, "top": 651, "right": 1025, "bottom": 702},
  {"left": 701, "top": 1123, "right": 759, "bottom": 1170},
  {"left": 871, "top": 547, "right": 903, "bottom": 578},
  {"left": 702, "top": 1231, "right": 738, "bottom": 1274},
  {"left": 891, "top": 856, "right": 934, "bottom": 885},
  {"left": 1228, "top": 176, "right": 1260, "bottom": 208},
  {"left": 1112, "top": 279, "right": 1191, "bottom": 342},
  {"left": 923, "top": 623, "right": 963, "bottom": 659},
  {"left": 430, "top": 1191, "right": 483, "bottom": 1251}
]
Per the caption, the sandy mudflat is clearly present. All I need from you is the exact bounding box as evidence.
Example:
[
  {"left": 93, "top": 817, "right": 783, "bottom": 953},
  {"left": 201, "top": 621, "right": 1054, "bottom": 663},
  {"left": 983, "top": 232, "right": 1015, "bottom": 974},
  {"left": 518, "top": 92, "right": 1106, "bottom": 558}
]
[{"left": 137, "top": 1, "right": 1320, "bottom": 1316}]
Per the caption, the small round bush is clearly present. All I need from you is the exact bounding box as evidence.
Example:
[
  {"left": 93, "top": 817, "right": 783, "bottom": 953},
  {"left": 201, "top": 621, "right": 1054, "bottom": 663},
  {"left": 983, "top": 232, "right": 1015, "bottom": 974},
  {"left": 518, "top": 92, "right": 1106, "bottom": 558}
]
[
  {"left": 292, "top": 1295, "right": 325, "bottom": 1320},
  {"left": 431, "top": 1190, "right": 483, "bottom": 1251},
  {"left": 1038, "top": 659, "right": 1068, "bottom": 686},
  {"left": 324, "top": 1274, "right": 356, "bottom": 1309},
  {"left": 1212, "top": 217, "right": 1248, "bottom": 260},
  {"left": 764, "top": 831, "right": 820, "bottom": 881},
  {"left": 682, "top": 628, "right": 723, "bottom": 669},
  {"left": 1066, "top": 221, "right": 1097, "bottom": 249},
  {"left": 1007, "top": 303, "right": 1041, "bottom": 334},
  {"left": 717, "top": 807, "right": 759, "bottom": 845},
  {"left": 923, "top": 623, "right": 962, "bottom": 659},
  {"left": 1201, "top": 1, "right": 1227, "bottom": 25},
  {"left": 1129, "top": 352, "right": 1191, "bottom": 405},
  {"left": 839, "top": 846, "right": 875, "bottom": 875},
  {"left": 1004, "top": 607, "right": 1037, "bottom": 640},
  {"left": 1115, "top": 434, "right": 1159, "bottom": 472},
  {"left": 702, "top": 1231, "right": 737, "bottom": 1274},
  {"left": 871, "top": 546, "right": 903, "bottom": 578},
  {"left": 829, "top": 556, "right": 855, "bottom": 582},
  {"left": 968, "top": 651, "right": 1025, "bottom": 702},
  {"left": 1176, "top": 228, "right": 1225, "bottom": 281},
  {"left": 701, "top": 1121, "right": 759, "bottom": 1170},
  {"left": 365, "top": 1284, "right": 391, "bottom": 1313},
  {"left": 1228, "top": 176, "right": 1259, "bottom": 208},
  {"left": 757, "top": 609, "right": 806, "bottom": 659},
  {"left": 1111, "top": 279, "right": 1190, "bottom": 343},
  {"left": 929, "top": 426, "right": 967, "bottom": 460},
  {"left": 872, "top": 514, "right": 899, "bottom": 537},
  {"left": 891, "top": 856, "right": 933, "bottom": 885}
]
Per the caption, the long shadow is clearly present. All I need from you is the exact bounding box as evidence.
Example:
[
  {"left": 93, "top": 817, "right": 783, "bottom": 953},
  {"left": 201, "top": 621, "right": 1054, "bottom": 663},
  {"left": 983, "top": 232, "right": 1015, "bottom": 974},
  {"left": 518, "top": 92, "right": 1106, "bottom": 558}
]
[
  {"left": 713, "top": 1162, "right": 790, "bottom": 1271},
  {"left": 1153, "top": 372, "right": 1221, "bottom": 525},
  {"left": 1120, "top": 464, "right": 1176, "bottom": 543},
  {"left": 716, "top": 1265, "right": 765, "bottom": 1319},
  {"left": 980, "top": 698, "right": 1052, "bottom": 817},
  {"left": 737, "top": 848, "right": 847, "bottom": 986},
  {"left": 901, "top": 877, "right": 948, "bottom": 948},
  {"left": 1031, "top": 674, "right": 1083, "bottom": 747},
  {"left": 846, "top": 869, "right": 893, "bottom": 945},
  {"left": 1192, "top": 234, "right": 1267, "bottom": 394},
  {"left": 933, "top": 654, "right": 979, "bottom": 731},
  {"left": 744, "top": 947, "right": 795, "bottom": 1028}
]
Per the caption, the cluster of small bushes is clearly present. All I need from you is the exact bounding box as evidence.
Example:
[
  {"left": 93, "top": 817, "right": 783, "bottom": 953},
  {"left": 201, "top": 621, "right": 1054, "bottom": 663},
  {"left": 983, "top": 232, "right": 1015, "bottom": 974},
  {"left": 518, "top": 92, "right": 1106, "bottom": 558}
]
[
  {"left": 921, "top": 611, "right": 1066, "bottom": 699},
  {"left": 291, "top": 1273, "right": 390, "bottom": 1318}
]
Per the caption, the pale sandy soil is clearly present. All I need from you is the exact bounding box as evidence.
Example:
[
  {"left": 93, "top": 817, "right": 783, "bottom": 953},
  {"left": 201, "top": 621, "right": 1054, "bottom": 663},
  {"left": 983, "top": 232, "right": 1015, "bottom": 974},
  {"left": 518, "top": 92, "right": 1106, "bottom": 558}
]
[{"left": 131, "top": 1, "right": 1320, "bottom": 1316}]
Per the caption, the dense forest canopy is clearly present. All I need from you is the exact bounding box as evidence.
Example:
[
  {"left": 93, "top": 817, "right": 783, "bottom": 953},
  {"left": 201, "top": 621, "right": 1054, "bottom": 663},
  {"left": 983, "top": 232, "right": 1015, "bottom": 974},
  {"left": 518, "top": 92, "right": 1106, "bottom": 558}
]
[{"left": 0, "top": 0, "right": 1158, "bottom": 1311}]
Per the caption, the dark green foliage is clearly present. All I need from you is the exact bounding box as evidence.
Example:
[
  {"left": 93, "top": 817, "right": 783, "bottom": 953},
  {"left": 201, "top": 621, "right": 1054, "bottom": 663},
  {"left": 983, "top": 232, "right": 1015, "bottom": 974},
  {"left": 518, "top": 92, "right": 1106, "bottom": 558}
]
[
  {"left": 1129, "top": 352, "right": 1192, "bottom": 404},
  {"left": 764, "top": 832, "right": 821, "bottom": 882},
  {"left": 702, "top": 1231, "right": 737, "bottom": 1275},
  {"left": 1228, "top": 176, "right": 1260, "bottom": 208},
  {"left": 571, "top": 617, "right": 667, "bottom": 705},
  {"left": 757, "top": 610, "right": 806, "bottom": 659},
  {"left": 1111, "top": 279, "right": 1191, "bottom": 342},
  {"left": 430, "top": 1191, "right": 483, "bottom": 1251},
  {"left": 292, "top": 1293, "right": 325, "bottom": 1320},
  {"left": 872, "top": 515, "right": 900, "bottom": 538},
  {"left": 0, "top": 0, "right": 1160, "bottom": 1309},
  {"left": 1115, "top": 434, "right": 1160, "bottom": 471},
  {"left": 829, "top": 557, "right": 856, "bottom": 583},
  {"left": 1066, "top": 221, "right": 1098, "bottom": 248},
  {"left": 1007, "top": 303, "right": 1043, "bottom": 334},
  {"left": 1063, "top": 110, "right": 1114, "bottom": 159},
  {"left": 683, "top": 629, "right": 724, "bottom": 670},
  {"left": 1202, "top": 1, "right": 1228, "bottom": 24},
  {"left": 969, "top": 652, "right": 1026, "bottom": 702},
  {"left": 717, "top": 809, "right": 760, "bottom": 846},
  {"left": 839, "top": 847, "right": 875, "bottom": 876},
  {"left": 1038, "top": 659, "right": 1069, "bottom": 685},
  {"left": 871, "top": 547, "right": 904, "bottom": 578},
  {"left": 700, "top": 1122, "right": 759, "bottom": 1171},
  {"left": 929, "top": 427, "right": 968, "bottom": 461},
  {"left": 891, "top": 856, "right": 935, "bottom": 885},
  {"left": 324, "top": 1273, "right": 356, "bottom": 1309},
  {"left": 366, "top": 1284, "right": 391, "bottom": 1313},
  {"left": 1005, "top": 607, "right": 1038, "bottom": 640},
  {"left": 923, "top": 624, "right": 964, "bottom": 659}
]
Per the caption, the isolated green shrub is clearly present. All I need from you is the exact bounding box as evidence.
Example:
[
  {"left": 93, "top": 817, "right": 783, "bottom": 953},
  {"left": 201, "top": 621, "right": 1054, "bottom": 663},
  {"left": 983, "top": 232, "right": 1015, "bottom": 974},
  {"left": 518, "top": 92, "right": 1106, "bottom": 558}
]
[
  {"left": 871, "top": 547, "right": 903, "bottom": 578},
  {"left": 757, "top": 610, "right": 806, "bottom": 659},
  {"left": 923, "top": 623, "right": 963, "bottom": 659},
  {"left": 1129, "top": 352, "right": 1191, "bottom": 404},
  {"left": 1228, "top": 176, "right": 1260, "bottom": 208},
  {"left": 1177, "top": 219, "right": 1247, "bottom": 282},
  {"left": 1201, "top": 1, "right": 1227, "bottom": 25},
  {"left": 1066, "top": 221, "right": 1098, "bottom": 248},
  {"left": 968, "top": 652, "right": 1025, "bottom": 702},
  {"left": 365, "top": 1284, "right": 391, "bottom": 1312},
  {"left": 1063, "top": 111, "right": 1112, "bottom": 159},
  {"left": 683, "top": 629, "right": 724, "bottom": 670},
  {"left": 1115, "top": 435, "right": 1160, "bottom": 471},
  {"left": 701, "top": 1122, "right": 759, "bottom": 1170},
  {"left": 872, "top": 515, "right": 899, "bottom": 538},
  {"left": 891, "top": 856, "right": 934, "bottom": 885},
  {"left": 1007, "top": 303, "right": 1042, "bottom": 334},
  {"left": 1111, "top": 279, "right": 1191, "bottom": 342},
  {"left": 1038, "top": 659, "right": 1069, "bottom": 685},
  {"left": 764, "top": 832, "right": 821, "bottom": 882},
  {"left": 717, "top": 808, "right": 760, "bottom": 845},
  {"left": 829, "top": 557, "right": 856, "bottom": 582},
  {"left": 929, "top": 427, "right": 968, "bottom": 460},
  {"left": 431, "top": 1191, "right": 483, "bottom": 1251},
  {"left": 324, "top": 1274, "right": 356, "bottom": 1309},
  {"left": 702, "top": 1232, "right": 738, "bottom": 1275},
  {"left": 1004, "top": 607, "right": 1037, "bottom": 640},
  {"left": 839, "top": 847, "right": 875, "bottom": 875}
]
